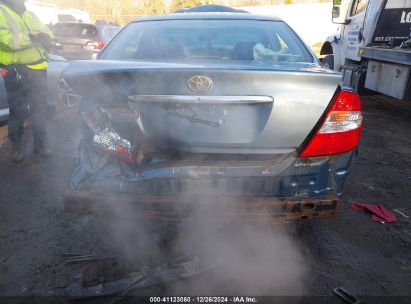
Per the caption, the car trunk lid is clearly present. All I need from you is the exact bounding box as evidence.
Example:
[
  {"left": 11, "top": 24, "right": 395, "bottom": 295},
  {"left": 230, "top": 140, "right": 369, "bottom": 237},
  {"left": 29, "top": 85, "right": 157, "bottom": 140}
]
[{"left": 63, "top": 60, "right": 342, "bottom": 154}]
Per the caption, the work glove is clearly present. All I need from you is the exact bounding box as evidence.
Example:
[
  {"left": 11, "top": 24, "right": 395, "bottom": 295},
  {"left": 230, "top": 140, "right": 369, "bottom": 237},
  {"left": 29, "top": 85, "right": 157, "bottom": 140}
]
[{"left": 29, "top": 33, "right": 56, "bottom": 50}]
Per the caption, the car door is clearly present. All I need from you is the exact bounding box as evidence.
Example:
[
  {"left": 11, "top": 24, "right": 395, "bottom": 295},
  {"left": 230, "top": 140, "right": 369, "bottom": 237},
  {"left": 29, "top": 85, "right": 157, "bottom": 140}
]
[{"left": 342, "top": 0, "right": 368, "bottom": 61}]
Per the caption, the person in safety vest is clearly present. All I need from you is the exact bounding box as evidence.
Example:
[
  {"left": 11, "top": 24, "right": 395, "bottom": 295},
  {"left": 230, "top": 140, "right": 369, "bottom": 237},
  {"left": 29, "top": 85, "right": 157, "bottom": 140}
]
[{"left": 0, "top": 0, "right": 54, "bottom": 162}]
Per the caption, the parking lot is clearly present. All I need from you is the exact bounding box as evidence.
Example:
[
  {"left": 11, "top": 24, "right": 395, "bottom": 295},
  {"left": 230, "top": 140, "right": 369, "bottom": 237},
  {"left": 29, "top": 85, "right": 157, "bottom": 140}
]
[{"left": 0, "top": 93, "right": 410, "bottom": 301}]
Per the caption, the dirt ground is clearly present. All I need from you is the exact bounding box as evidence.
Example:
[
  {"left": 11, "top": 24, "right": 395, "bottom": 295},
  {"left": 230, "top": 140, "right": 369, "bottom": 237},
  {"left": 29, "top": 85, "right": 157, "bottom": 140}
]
[{"left": 0, "top": 94, "right": 410, "bottom": 303}]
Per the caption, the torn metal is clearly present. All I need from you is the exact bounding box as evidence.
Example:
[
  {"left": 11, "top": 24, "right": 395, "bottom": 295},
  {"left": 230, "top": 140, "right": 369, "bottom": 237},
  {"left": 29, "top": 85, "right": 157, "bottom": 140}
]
[
  {"left": 67, "top": 116, "right": 345, "bottom": 223},
  {"left": 333, "top": 287, "right": 361, "bottom": 304},
  {"left": 64, "top": 256, "right": 214, "bottom": 300},
  {"left": 70, "top": 136, "right": 350, "bottom": 196},
  {"left": 393, "top": 208, "right": 410, "bottom": 219}
]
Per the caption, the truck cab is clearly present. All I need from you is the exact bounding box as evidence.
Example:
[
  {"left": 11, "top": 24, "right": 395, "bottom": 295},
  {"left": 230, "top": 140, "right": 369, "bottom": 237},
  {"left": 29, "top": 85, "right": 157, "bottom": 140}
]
[{"left": 321, "top": 0, "right": 411, "bottom": 100}]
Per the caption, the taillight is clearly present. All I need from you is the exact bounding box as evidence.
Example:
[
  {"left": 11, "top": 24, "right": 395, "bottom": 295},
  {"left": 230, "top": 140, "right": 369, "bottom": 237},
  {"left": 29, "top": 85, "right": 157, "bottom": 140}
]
[
  {"left": 93, "top": 128, "right": 134, "bottom": 162},
  {"left": 86, "top": 40, "right": 105, "bottom": 50},
  {"left": 299, "top": 90, "right": 363, "bottom": 158},
  {"left": 0, "top": 68, "right": 7, "bottom": 76}
]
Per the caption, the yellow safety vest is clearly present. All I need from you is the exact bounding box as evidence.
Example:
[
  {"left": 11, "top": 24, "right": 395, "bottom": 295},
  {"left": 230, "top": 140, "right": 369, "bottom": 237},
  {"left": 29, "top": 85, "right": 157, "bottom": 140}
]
[{"left": 0, "top": 2, "right": 53, "bottom": 70}]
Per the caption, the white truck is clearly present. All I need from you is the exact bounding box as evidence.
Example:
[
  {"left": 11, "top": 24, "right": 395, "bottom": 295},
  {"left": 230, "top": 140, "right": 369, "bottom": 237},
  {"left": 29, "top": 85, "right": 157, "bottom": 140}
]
[
  {"left": 320, "top": 0, "right": 411, "bottom": 101},
  {"left": 25, "top": 0, "right": 58, "bottom": 25}
]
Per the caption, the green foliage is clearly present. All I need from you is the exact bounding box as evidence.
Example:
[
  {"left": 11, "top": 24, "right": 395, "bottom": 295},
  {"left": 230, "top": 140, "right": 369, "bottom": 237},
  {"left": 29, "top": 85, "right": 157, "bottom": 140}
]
[{"left": 170, "top": 0, "right": 205, "bottom": 12}]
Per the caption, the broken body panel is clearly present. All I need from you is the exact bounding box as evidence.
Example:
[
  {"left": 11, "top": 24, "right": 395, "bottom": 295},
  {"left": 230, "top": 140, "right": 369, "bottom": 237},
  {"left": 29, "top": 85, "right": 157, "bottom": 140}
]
[{"left": 62, "top": 61, "right": 352, "bottom": 222}]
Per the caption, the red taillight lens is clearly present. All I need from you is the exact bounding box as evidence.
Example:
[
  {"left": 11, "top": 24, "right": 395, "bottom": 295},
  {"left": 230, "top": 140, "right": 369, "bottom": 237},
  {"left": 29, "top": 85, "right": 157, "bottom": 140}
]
[
  {"left": 97, "top": 41, "right": 106, "bottom": 49},
  {"left": 93, "top": 128, "right": 134, "bottom": 163},
  {"left": 299, "top": 90, "right": 363, "bottom": 158},
  {"left": 0, "top": 68, "right": 7, "bottom": 76},
  {"left": 86, "top": 40, "right": 105, "bottom": 50}
]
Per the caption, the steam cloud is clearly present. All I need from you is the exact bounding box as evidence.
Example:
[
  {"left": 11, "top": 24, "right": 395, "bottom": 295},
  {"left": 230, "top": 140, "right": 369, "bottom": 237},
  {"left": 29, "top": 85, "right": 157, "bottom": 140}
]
[{"left": 99, "top": 199, "right": 309, "bottom": 296}]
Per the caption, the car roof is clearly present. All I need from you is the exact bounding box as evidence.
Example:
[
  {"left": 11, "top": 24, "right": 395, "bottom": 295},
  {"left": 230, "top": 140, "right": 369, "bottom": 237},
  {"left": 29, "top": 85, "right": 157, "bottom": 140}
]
[
  {"left": 134, "top": 12, "right": 282, "bottom": 23},
  {"left": 174, "top": 4, "right": 248, "bottom": 13}
]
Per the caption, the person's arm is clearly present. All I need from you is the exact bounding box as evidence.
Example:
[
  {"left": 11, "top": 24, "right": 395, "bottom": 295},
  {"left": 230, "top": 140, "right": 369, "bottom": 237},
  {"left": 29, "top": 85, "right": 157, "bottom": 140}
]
[{"left": 24, "top": 11, "right": 54, "bottom": 49}]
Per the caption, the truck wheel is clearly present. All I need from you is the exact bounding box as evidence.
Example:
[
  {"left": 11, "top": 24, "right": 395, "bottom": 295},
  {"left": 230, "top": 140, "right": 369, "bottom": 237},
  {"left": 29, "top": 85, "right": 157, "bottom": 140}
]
[{"left": 322, "top": 55, "right": 334, "bottom": 70}]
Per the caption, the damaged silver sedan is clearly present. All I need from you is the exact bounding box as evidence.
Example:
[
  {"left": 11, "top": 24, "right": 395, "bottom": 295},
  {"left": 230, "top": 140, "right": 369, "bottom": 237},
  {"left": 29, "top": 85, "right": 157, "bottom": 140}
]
[{"left": 62, "top": 6, "right": 363, "bottom": 223}]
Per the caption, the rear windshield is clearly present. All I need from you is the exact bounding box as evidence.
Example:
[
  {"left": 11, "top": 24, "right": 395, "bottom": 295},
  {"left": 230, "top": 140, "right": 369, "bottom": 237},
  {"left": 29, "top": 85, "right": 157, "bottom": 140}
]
[
  {"left": 100, "top": 19, "right": 313, "bottom": 64},
  {"left": 53, "top": 24, "right": 98, "bottom": 38}
]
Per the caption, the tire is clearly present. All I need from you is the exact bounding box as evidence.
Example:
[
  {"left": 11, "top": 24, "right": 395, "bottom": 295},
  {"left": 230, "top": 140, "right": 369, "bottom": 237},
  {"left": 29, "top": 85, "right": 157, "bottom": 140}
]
[
  {"left": 322, "top": 55, "right": 334, "bottom": 70},
  {"left": 353, "top": 69, "right": 366, "bottom": 94}
]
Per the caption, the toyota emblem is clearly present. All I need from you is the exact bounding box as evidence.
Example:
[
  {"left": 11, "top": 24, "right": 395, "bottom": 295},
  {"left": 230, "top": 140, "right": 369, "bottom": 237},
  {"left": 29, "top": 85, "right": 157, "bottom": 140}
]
[{"left": 187, "top": 76, "right": 213, "bottom": 93}]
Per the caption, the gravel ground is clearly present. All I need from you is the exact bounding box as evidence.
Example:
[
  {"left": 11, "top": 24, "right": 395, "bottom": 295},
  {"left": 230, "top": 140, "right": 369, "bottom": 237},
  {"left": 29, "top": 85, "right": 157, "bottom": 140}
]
[{"left": 0, "top": 94, "right": 410, "bottom": 303}]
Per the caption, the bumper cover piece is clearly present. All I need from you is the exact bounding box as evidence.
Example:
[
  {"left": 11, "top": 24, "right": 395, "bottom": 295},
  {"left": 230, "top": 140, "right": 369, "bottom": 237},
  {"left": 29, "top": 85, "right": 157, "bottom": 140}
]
[{"left": 64, "top": 190, "right": 340, "bottom": 223}]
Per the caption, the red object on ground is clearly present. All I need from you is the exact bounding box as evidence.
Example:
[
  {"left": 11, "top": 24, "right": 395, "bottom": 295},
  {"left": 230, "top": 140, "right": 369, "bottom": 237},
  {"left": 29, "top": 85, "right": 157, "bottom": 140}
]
[
  {"left": 351, "top": 202, "right": 397, "bottom": 223},
  {"left": 0, "top": 69, "right": 7, "bottom": 76}
]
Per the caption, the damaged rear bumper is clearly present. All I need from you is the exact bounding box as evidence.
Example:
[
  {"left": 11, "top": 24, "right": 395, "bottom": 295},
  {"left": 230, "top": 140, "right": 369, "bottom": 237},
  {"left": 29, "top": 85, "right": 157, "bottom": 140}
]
[{"left": 64, "top": 190, "right": 340, "bottom": 223}]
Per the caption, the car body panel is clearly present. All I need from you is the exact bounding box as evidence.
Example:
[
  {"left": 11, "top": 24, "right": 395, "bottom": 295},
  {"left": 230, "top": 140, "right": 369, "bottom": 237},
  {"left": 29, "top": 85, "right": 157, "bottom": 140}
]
[
  {"left": 70, "top": 140, "right": 352, "bottom": 198},
  {"left": 47, "top": 54, "right": 70, "bottom": 107}
]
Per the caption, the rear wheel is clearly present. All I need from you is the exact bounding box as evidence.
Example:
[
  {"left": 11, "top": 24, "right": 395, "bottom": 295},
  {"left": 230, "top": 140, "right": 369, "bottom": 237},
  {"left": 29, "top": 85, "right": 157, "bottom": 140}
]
[{"left": 322, "top": 55, "right": 334, "bottom": 70}]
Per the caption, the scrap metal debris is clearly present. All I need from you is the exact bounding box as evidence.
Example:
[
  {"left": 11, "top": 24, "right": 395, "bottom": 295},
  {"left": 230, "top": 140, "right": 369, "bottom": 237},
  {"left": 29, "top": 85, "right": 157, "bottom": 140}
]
[
  {"left": 399, "top": 39, "right": 411, "bottom": 49},
  {"left": 392, "top": 208, "right": 410, "bottom": 219},
  {"left": 0, "top": 256, "right": 9, "bottom": 265},
  {"left": 333, "top": 287, "right": 361, "bottom": 304},
  {"left": 350, "top": 202, "right": 397, "bottom": 223},
  {"left": 64, "top": 256, "right": 215, "bottom": 300},
  {"left": 62, "top": 253, "right": 116, "bottom": 265},
  {"left": 376, "top": 161, "right": 390, "bottom": 166}
]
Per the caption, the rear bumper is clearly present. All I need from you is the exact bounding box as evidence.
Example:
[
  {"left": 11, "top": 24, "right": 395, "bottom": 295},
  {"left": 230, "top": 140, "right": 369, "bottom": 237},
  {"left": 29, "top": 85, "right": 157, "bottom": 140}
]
[{"left": 64, "top": 190, "right": 340, "bottom": 223}]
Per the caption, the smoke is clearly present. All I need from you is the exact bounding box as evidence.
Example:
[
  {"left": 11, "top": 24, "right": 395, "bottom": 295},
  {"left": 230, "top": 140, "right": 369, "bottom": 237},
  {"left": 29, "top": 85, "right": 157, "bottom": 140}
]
[
  {"left": 98, "top": 197, "right": 310, "bottom": 296},
  {"left": 172, "top": 212, "right": 309, "bottom": 295}
]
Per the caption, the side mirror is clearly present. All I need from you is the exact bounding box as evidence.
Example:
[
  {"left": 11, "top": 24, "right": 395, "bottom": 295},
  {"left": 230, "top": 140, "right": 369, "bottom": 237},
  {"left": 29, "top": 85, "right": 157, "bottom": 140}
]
[
  {"left": 332, "top": 5, "right": 347, "bottom": 24},
  {"left": 332, "top": 6, "right": 340, "bottom": 18}
]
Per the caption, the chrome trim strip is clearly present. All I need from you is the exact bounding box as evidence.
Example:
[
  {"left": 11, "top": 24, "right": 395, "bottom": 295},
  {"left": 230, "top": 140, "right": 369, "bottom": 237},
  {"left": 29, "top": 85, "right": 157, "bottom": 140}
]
[{"left": 128, "top": 95, "right": 274, "bottom": 104}]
